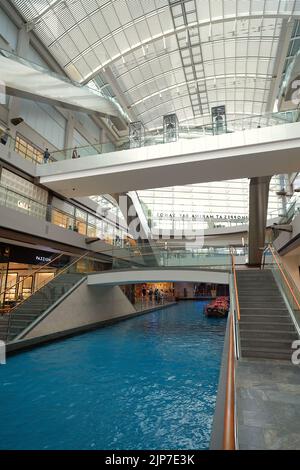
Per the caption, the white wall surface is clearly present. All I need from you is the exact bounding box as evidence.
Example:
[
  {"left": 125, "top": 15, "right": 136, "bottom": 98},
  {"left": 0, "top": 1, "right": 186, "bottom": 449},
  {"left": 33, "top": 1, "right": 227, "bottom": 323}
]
[
  {"left": 282, "top": 254, "right": 300, "bottom": 290},
  {"left": 24, "top": 282, "right": 136, "bottom": 339},
  {"left": 88, "top": 269, "right": 230, "bottom": 286}
]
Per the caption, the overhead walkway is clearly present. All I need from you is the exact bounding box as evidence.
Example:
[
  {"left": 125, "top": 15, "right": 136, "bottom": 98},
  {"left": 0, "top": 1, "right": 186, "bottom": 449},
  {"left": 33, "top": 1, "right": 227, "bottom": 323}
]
[
  {"left": 87, "top": 267, "right": 229, "bottom": 287},
  {"left": 0, "top": 49, "right": 128, "bottom": 130},
  {"left": 36, "top": 111, "right": 300, "bottom": 198}
]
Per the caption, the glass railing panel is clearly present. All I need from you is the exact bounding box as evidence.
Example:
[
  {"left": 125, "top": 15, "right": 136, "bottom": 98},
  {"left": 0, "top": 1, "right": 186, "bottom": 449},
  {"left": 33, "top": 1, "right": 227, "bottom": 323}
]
[
  {"left": 0, "top": 48, "right": 129, "bottom": 122},
  {"left": 0, "top": 184, "right": 132, "bottom": 249},
  {"left": 109, "top": 245, "right": 247, "bottom": 270},
  {"left": 263, "top": 248, "right": 300, "bottom": 327},
  {"left": 51, "top": 143, "right": 103, "bottom": 161}
]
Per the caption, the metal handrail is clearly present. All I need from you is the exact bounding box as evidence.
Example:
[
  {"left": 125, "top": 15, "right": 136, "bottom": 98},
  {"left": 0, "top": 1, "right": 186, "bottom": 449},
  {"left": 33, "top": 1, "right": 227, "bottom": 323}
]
[
  {"left": 223, "top": 314, "right": 236, "bottom": 450},
  {"left": 0, "top": 253, "right": 64, "bottom": 300},
  {"left": 263, "top": 244, "right": 300, "bottom": 310},
  {"left": 223, "top": 247, "right": 241, "bottom": 450},
  {"left": 230, "top": 249, "right": 241, "bottom": 321}
]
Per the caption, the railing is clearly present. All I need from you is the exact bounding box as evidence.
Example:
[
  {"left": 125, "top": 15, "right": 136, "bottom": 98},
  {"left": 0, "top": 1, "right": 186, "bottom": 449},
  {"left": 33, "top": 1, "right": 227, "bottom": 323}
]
[
  {"left": 223, "top": 314, "right": 236, "bottom": 450},
  {"left": 48, "top": 109, "right": 300, "bottom": 162},
  {"left": 2, "top": 108, "right": 299, "bottom": 169},
  {"left": 111, "top": 244, "right": 248, "bottom": 270},
  {"left": 223, "top": 248, "right": 241, "bottom": 450},
  {"left": 262, "top": 244, "right": 300, "bottom": 330},
  {"left": 282, "top": 193, "right": 300, "bottom": 224},
  {"left": 231, "top": 250, "right": 241, "bottom": 322}
]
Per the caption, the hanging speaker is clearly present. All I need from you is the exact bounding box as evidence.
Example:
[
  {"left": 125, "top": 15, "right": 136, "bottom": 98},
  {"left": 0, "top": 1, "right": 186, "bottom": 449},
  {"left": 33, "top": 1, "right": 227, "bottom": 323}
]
[{"left": 10, "top": 117, "right": 24, "bottom": 126}]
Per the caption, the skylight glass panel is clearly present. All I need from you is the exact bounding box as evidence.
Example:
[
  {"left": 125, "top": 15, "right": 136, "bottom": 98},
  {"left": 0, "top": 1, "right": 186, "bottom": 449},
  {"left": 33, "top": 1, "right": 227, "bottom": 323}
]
[
  {"left": 9, "top": 0, "right": 296, "bottom": 129},
  {"left": 224, "top": 0, "right": 237, "bottom": 17},
  {"left": 237, "top": 0, "right": 251, "bottom": 16},
  {"left": 114, "top": 0, "right": 132, "bottom": 24}
]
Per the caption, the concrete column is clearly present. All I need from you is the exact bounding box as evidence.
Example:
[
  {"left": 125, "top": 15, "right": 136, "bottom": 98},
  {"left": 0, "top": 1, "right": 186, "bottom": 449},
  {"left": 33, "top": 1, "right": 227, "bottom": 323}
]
[
  {"left": 64, "top": 113, "right": 75, "bottom": 149},
  {"left": 248, "top": 176, "right": 272, "bottom": 266}
]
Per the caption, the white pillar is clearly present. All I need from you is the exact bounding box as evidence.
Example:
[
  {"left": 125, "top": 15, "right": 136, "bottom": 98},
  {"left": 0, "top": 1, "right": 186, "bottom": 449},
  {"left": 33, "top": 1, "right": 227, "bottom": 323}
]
[{"left": 7, "top": 27, "right": 30, "bottom": 138}]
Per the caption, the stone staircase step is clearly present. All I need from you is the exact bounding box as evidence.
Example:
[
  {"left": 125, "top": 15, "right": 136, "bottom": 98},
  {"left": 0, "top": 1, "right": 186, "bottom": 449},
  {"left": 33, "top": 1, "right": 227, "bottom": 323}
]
[
  {"left": 8, "top": 314, "right": 41, "bottom": 321},
  {"left": 241, "top": 347, "right": 292, "bottom": 360},
  {"left": 240, "top": 310, "right": 290, "bottom": 317},
  {"left": 240, "top": 315, "right": 292, "bottom": 323},
  {"left": 239, "top": 303, "right": 286, "bottom": 309},
  {"left": 242, "top": 337, "right": 294, "bottom": 350},
  {"left": 239, "top": 321, "right": 295, "bottom": 331},
  {"left": 239, "top": 329, "right": 298, "bottom": 341}
]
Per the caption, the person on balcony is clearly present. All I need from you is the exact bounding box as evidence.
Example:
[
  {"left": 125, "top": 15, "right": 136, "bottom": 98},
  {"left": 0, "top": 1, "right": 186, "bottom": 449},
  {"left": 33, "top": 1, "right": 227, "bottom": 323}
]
[
  {"left": 43, "top": 148, "right": 50, "bottom": 163},
  {"left": 0, "top": 128, "right": 10, "bottom": 146},
  {"left": 72, "top": 147, "right": 78, "bottom": 159}
]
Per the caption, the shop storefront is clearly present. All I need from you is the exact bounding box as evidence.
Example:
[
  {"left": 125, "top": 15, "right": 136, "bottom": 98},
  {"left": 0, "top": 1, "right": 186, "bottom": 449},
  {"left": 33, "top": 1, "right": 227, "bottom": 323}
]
[
  {"left": 0, "top": 243, "right": 69, "bottom": 313},
  {"left": 134, "top": 282, "right": 175, "bottom": 301}
]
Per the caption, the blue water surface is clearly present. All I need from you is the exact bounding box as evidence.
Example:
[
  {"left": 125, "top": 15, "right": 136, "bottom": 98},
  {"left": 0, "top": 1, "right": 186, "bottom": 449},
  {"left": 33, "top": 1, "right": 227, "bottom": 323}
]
[{"left": 0, "top": 301, "right": 226, "bottom": 450}]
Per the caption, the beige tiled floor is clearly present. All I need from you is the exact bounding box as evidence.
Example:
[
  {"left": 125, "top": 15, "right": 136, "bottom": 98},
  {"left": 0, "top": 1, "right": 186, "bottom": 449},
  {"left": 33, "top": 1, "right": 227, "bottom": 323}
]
[{"left": 236, "top": 358, "right": 300, "bottom": 450}]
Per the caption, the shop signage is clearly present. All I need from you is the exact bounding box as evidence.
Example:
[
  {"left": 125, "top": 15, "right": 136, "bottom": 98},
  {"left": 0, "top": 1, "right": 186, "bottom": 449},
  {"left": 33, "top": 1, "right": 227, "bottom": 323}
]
[
  {"left": 156, "top": 212, "right": 248, "bottom": 221},
  {"left": 35, "top": 256, "right": 51, "bottom": 263},
  {"left": 0, "top": 242, "right": 68, "bottom": 266},
  {"left": 17, "top": 200, "right": 30, "bottom": 211}
]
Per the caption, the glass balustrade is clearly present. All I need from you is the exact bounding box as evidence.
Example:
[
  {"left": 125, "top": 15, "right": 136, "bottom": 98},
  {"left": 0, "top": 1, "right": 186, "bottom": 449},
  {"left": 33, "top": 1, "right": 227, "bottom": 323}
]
[
  {"left": 110, "top": 244, "right": 247, "bottom": 270},
  {"left": 48, "top": 109, "right": 300, "bottom": 162},
  {"left": 263, "top": 246, "right": 300, "bottom": 329},
  {"left": 0, "top": 185, "right": 130, "bottom": 248}
]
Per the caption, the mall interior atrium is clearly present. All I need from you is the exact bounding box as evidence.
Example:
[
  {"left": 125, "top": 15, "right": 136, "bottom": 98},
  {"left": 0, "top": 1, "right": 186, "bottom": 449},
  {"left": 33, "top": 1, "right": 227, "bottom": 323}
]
[{"left": 0, "top": 0, "right": 300, "bottom": 453}]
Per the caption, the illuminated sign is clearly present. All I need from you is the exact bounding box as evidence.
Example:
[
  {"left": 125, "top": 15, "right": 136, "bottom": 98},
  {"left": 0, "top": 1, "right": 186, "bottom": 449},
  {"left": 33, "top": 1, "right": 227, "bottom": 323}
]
[
  {"left": 35, "top": 256, "right": 51, "bottom": 263},
  {"left": 17, "top": 200, "right": 30, "bottom": 211}
]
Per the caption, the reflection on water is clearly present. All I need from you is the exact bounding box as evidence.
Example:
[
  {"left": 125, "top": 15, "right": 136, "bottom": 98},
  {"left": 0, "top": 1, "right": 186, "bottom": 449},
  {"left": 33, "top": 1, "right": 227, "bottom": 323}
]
[{"left": 0, "top": 301, "right": 226, "bottom": 450}]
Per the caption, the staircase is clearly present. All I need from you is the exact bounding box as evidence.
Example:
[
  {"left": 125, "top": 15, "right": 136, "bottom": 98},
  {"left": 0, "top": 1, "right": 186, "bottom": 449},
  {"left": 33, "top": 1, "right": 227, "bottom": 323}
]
[
  {"left": 0, "top": 272, "right": 85, "bottom": 343},
  {"left": 237, "top": 270, "right": 299, "bottom": 360}
]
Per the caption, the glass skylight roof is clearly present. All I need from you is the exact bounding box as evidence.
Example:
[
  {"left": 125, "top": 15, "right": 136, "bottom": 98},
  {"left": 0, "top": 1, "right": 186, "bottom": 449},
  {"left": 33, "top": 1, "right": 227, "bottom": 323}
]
[{"left": 11, "top": 0, "right": 300, "bottom": 129}]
